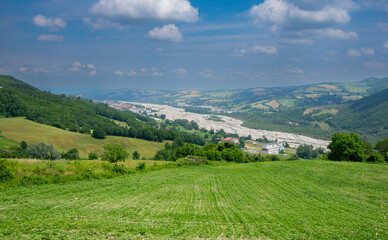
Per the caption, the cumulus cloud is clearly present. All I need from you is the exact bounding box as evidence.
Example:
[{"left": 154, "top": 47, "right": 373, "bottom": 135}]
[
  {"left": 33, "top": 68, "right": 49, "bottom": 74},
  {"left": 282, "top": 38, "right": 314, "bottom": 45},
  {"left": 286, "top": 67, "right": 304, "bottom": 74},
  {"left": 128, "top": 70, "right": 137, "bottom": 76},
  {"left": 249, "top": 0, "right": 352, "bottom": 31},
  {"left": 83, "top": 17, "right": 124, "bottom": 30},
  {"left": 237, "top": 45, "right": 278, "bottom": 56},
  {"left": 316, "top": 29, "right": 357, "bottom": 39},
  {"left": 89, "top": 0, "right": 198, "bottom": 25},
  {"left": 70, "top": 61, "right": 96, "bottom": 72},
  {"left": 347, "top": 47, "right": 374, "bottom": 57},
  {"left": 173, "top": 68, "right": 187, "bottom": 77},
  {"left": 114, "top": 70, "right": 124, "bottom": 76},
  {"left": 89, "top": 70, "right": 97, "bottom": 76},
  {"left": 37, "top": 34, "right": 64, "bottom": 42},
  {"left": 19, "top": 67, "right": 27, "bottom": 73},
  {"left": 347, "top": 48, "right": 361, "bottom": 57},
  {"left": 384, "top": 41, "right": 388, "bottom": 49},
  {"left": 33, "top": 15, "right": 66, "bottom": 29},
  {"left": 87, "top": 64, "right": 96, "bottom": 70},
  {"left": 146, "top": 24, "right": 183, "bottom": 42}
]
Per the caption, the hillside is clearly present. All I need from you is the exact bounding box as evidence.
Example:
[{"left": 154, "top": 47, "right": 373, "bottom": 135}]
[
  {"left": 73, "top": 77, "right": 388, "bottom": 142},
  {"left": 327, "top": 88, "right": 388, "bottom": 142},
  {"left": 1, "top": 161, "right": 387, "bottom": 239},
  {"left": 0, "top": 118, "right": 164, "bottom": 158},
  {"left": 0, "top": 75, "right": 205, "bottom": 146}
]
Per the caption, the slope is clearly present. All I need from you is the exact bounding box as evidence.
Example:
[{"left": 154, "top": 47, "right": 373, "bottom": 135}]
[
  {"left": 0, "top": 161, "right": 387, "bottom": 239},
  {"left": 0, "top": 118, "right": 164, "bottom": 158}
]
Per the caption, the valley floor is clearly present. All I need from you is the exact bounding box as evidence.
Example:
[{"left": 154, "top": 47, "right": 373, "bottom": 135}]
[{"left": 1, "top": 160, "right": 387, "bottom": 239}]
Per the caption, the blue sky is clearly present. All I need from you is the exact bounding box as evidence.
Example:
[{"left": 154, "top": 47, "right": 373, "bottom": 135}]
[{"left": 0, "top": 0, "right": 387, "bottom": 89}]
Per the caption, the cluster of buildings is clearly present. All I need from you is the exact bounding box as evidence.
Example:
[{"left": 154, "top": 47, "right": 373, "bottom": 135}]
[
  {"left": 97, "top": 101, "right": 142, "bottom": 114},
  {"left": 222, "top": 138, "right": 285, "bottom": 155}
]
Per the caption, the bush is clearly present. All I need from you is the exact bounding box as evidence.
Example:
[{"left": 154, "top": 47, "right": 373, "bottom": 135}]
[
  {"left": 27, "top": 143, "right": 61, "bottom": 160},
  {"left": 328, "top": 133, "right": 366, "bottom": 162},
  {"left": 132, "top": 151, "right": 140, "bottom": 160},
  {"left": 61, "top": 148, "right": 80, "bottom": 160},
  {"left": 136, "top": 162, "right": 146, "bottom": 171},
  {"left": 0, "top": 160, "right": 14, "bottom": 182},
  {"left": 88, "top": 152, "right": 98, "bottom": 160},
  {"left": 366, "top": 152, "right": 385, "bottom": 163}
]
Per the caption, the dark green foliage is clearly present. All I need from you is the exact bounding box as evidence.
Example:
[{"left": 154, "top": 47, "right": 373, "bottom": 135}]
[
  {"left": 366, "top": 152, "right": 385, "bottom": 163},
  {"left": 375, "top": 138, "right": 388, "bottom": 161},
  {"left": 0, "top": 75, "right": 206, "bottom": 146},
  {"left": 92, "top": 126, "right": 106, "bottom": 139},
  {"left": 88, "top": 152, "right": 98, "bottom": 160},
  {"left": 27, "top": 143, "right": 61, "bottom": 160},
  {"left": 20, "top": 141, "right": 28, "bottom": 150},
  {"left": 328, "top": 133, "right": 366, "bottom": 162},
  {"left": 61, "top": 148, "right": 80, "bottom": 160},
  {"left": 296, "top": 144, "right": 316, "bottom": 159},
  {"left": 101, "top": 144, "right": 129, "bottom": 165},
  {"left": 132, "top": 151, "right": 140, "bottom": 160},
  {"left": 136, "top": 162, "right": 146, "bottom": 171},
  {"left": 0, "top": 160, "right": 14, "bottom": 182}
]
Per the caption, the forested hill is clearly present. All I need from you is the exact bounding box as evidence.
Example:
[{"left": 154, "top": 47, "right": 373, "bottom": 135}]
[
  {"left": 327, "top": 88, "right": 388, "bottom": 142},
  {"left": 0, "top": 75, "right": 204, "bottom": 145}
]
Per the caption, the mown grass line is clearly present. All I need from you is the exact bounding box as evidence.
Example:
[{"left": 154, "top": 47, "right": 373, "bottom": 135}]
[{"left": 0, "top": 160, "right": 387, "bottom": 239}]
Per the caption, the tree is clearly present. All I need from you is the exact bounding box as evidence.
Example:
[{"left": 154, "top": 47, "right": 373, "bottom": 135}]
[
  {"left": 239, "top": 139, "right": 246, "bottom": 149},
  {"left": 101, "top": 144, "right": 128, "bottom": 165},
  {"left": 160, "top": 114, "right": 166, "bottom": 120},
  {"left": 92, "top": 126, "right": 106, "bottom": 139},
  {"left": 328, "top": 133, "right": 366, "bottom": 162},
  {"left": 375, "top": 138, "right": 388, "bottom": 161},
  {"left": 366, "top": 152, "right": 385, "bottom": 163},
  {"left": 132, "top": 150, "right": 140, "bottom": 160},
  {"left": 88, "top": 152, "right": 98, "bottom": 160},
  {"left": 27, "top": 143, "right": 61, "bottom": 160},
  {"left": 62, "top": 148, "right": 80, "bottom": 160},
  {"left": 20, "top": 141, "right": 28, "bottom": 150},
  {"left": 296, "top": 144, "right": 313, "bottom": 159}
]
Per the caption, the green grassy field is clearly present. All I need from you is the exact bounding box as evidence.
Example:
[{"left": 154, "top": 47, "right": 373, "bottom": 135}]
[
  {"left": 0, "top": 118, "right": 165, "bottom": 158},
  {"left": 1, "top": 160, "right": 387, "bottom": 239}
]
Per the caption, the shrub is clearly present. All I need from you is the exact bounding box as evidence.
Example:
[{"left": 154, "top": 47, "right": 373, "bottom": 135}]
[
  {"left": 88, "top": 152, "right": 98, "bottom": 160},
  {"left": 136, "top": 162, "right": 146, "bottom": 171},
  {"left": 366, "top": 152, "right": 385, "bottom": 163},
  {"left": 27, "top": 143, "right": 61, "bottom": 160},
  {"left": 132, "top": 151, "right": 140, "bottom": 160},
  {"left": 0, "top": 160, "right": 14, "bottom": 182}
]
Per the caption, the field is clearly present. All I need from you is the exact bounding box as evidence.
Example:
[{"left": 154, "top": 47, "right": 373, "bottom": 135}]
[
  {"left": 1, "top": 160, "right": 387, "bottom": 239},
  {"left": 0, "top": 118, "right": 165, "bottom": 158}
]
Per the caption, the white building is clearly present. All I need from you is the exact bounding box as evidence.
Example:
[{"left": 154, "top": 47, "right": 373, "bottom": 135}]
[{"left": 262, "top": 142, "right": 284, "bottom": 155}]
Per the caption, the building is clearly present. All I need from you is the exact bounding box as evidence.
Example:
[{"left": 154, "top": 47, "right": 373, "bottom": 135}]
[
  {"left": 221, "top": 137, "right": 240, "bottom": 145},
  {"left": 262, "top": 142, "right": 284, "bottom": 155}
]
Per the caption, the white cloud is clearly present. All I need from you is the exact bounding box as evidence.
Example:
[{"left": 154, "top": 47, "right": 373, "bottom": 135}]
[
  {"left": 146, "top": 24, "right": 183, "bottom": 42},
  {"left": 282, "top": 38, "right": 314, "bottom": 45},
  {"left": 252, "top": 45, "right": 278, "bottom": 54},
  {"left": 114, "top": 71, "right": 124, "bottom": 76},
  {"left": 236, "top": 45, "right": 278, "bottom": 57},
  {"left": 364, "top": 62, "right": 385, "bottom": 70},
  {"left": 347, "top": 48, "right": 361, "bottom": 57},
  {"left": 384, "top": 41, "right": 388, "bottom": 49},
  {"left": 378, "top": 22, "right": 388, "bottom": 31},
  {"left": 83, "top": 17, "right": 124, "bottom": 30},
  {"left": 0, "top": 68, "right": 9, "bottom": 74},
  {"left": 249, "top": 0, "right": 351, "bottom": 31},
  {"left": 361, "top": 47, "right": 374, "bottom": 56},
  {"left": 347, "top": 47, "right": 374, "bottom": 57},
  {"left": 87, "top": 64, "right": 96, "bottom": 70},
  {"left": 19, "top": 67, "right": 27, "bottom": 73},
  {"left": 128, "top": 70, "right": 137, "bottom": 76},
  {"left": 33, "top": 68, "right": 49, "bottom": 74},
  {"left": 37, "top": 34, "right": 64, "bottom": 42},
  {"left": 89, "top": 0, "right": 198, "bottom": 25},
  {"left": 89, "top": 70, "right": 97, "bottom": 76},
  {"left": 286, "top": 67, "right": 304, "bottom": 74},
  {"left": 316, "top": 29, "right": 358, "bottom": 39},
  {"left": 33, "top": 15, "right": 66, "bottom": 29},
  {"left": 73, "top": 62, "right": 83, "bottom": 67},
  {"left": 152, "top": 71, "right": 162, "bottom": 77},
  {"left": 173, "top": 68, "right": 187, "bottom": 77}
]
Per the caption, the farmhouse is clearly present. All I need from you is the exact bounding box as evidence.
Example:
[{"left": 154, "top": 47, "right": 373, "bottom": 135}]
[
  {"left": 221, "top": 137, "right": 240, "bottom": 145},
  {"left": 262, "top": 142, "right": 284, "bottom": 155}
]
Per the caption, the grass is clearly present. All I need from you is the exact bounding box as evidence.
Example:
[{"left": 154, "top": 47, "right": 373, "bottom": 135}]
[
  {"left": 0, "top": 117, "right": 165, "bottom": 158},
  {"left": 0, "top": 137, "right": 18, "bottom": 150},
  {"left": 0, "top": 160, "right": 387, "bottom": 239}
]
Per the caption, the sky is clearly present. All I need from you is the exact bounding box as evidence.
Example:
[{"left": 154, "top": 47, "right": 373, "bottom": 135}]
[{"left": 0, "top": 0, "right": 387, "bottom": 90}]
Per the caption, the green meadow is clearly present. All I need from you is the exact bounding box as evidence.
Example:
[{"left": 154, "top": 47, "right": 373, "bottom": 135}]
[
  {"left": 0, "top": 118, "right": 165, "bottom": 158},
  {"left": 1, "top": 160, "right": 387, "bottom": 239}
]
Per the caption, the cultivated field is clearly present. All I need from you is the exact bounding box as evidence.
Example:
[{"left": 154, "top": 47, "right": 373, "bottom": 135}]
[
  {"left": 1, "top": 160, "right": 387, "bottom": 239},
  {"left": 0, "top": 118, "right": 165, "bottom": 158}
]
